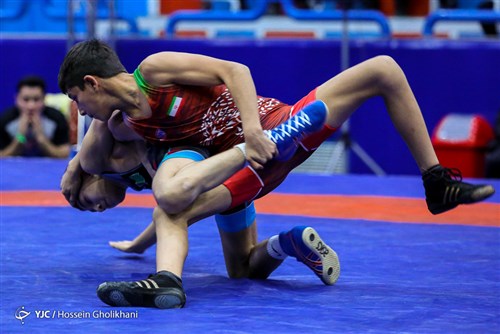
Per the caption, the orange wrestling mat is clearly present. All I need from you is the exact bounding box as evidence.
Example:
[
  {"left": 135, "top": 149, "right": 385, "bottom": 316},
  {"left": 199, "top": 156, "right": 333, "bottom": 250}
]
[{"left": 1, "top": 190, "right": 498, "bottom": 227}]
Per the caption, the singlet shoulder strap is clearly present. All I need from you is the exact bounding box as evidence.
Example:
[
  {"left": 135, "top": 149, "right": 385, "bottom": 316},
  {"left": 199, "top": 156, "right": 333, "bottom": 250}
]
[{"left": 133, "top": 67, "right": 147, "bottom": 86}]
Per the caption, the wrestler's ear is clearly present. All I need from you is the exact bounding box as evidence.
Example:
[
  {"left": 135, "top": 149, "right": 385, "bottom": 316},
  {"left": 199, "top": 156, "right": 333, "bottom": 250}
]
[{"left": 83, "top": 75, "right": 99, "bottom": 91}]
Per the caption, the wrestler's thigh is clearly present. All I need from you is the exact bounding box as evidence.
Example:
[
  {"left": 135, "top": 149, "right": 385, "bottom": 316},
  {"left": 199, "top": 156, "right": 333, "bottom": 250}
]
[
  {"left": 152, "top": 157, "right": 198, "bottom": 194},
  {"left": 316, "top": 56, "right": 386, "bottom": 127}
]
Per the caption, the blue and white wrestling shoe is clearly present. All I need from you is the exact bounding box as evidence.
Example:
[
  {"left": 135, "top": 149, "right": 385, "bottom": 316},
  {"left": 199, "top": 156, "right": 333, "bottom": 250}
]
[
  {"left": 266, "top": 100, "right": 328, "bottom": 161},
  {"left": 279, "top": 226, "right": 340, "bottom": 285}
]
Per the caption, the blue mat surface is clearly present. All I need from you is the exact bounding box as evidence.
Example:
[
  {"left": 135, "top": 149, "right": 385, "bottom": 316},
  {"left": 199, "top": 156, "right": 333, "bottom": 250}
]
[{"left": 1, "top": 158, "right": 499, "bottom": 333}]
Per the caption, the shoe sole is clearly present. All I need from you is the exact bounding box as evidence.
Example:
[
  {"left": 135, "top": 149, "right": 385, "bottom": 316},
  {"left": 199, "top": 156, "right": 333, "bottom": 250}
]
[
  {"left": 301, "top": 227, "right": 340, "bottom": 285},
  {"left": 97, "top": 283, "right": 185, "bottom": 309}
]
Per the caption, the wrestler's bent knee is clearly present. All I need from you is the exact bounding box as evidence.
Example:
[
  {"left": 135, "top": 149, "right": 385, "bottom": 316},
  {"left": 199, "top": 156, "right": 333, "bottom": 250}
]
[
  {"left": 153, "top": 178, "right": 198, "bottom": 214},
  {"left": 370, "top": 55, "right": 405, "bottom": 90}
]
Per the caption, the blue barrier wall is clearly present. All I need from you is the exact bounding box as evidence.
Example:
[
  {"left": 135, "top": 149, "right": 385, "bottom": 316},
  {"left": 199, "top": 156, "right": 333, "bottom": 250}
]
[
  {"left": 1, "top": 38, "right": 498, "bottom": 175},
  {"left": 0, "top": 0, "right": 145, "bottom": 34}
]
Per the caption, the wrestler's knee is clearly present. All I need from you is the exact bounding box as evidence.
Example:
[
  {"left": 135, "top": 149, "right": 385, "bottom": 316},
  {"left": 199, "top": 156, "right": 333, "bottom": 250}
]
[
  {"left": 152, "top": 206, "right": 168, "bottom": 224},
  {"left": 227, "top": 267, "right": 272, "bottom": 280},
  {"left": 369, "top": 55, "right": 399, "bottom": 71},
  {"left": 153, "top": 177, "right": 198, "bottom": 214},
  {"left": 226, "top": 258, "right": 273, "bottom": 279},
  {"left": 225, "top": 254, "right": 271, "bottom": 280},
  {"left": 247, "top": 269, "right": 271, "bottom": 280},
  {"left": 153, "top": 187, "right": 177, "bottom": 214},
  {"left": 368, "top": 55, "right": 405, "bottom": 91}
]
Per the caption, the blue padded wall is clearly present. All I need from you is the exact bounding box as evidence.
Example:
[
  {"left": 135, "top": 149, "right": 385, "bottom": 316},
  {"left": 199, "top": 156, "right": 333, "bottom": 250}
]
[{"left": 1, "top": 38, "right": 498, "bottom": 175}]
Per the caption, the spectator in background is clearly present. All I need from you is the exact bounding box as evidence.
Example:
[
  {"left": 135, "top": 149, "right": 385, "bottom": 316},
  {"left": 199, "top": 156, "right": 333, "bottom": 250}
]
[{"left": 0, "top": 76, "right": 70, "bottom": 158}]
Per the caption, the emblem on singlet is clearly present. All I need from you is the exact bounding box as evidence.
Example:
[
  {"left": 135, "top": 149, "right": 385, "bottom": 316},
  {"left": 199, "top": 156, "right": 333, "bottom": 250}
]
[
  {"left": 155, "top": 129, "right": 167, "bottom": 140},
  {"left": 129, "top": 173, "right": 147, "bottom": 189},
  {"left": 167, "top": 96, "right": 184, "bottom": 117}
]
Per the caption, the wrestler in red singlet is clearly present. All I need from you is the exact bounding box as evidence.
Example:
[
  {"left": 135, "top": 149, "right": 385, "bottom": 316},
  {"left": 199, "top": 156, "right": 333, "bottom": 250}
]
[
  {"left": 128, "top": 66, "right": 337, "bottom": 210},
  {"left": 127, "top": 67, "right": 290, "bottom": 155}
]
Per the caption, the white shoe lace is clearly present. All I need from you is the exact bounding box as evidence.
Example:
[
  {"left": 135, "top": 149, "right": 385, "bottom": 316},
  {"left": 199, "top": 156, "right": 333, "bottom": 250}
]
[{"left": 266, "top": 112, "right": 312, "bottom": 143}]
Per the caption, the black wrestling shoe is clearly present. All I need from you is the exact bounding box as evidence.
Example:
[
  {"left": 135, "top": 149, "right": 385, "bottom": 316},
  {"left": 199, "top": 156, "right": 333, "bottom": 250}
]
[
  {"left": 97, "top": 271, "right": 186, "bottom": 309},
  {"left": 423, "top": 165, "right": 495, "bottom": 215}
]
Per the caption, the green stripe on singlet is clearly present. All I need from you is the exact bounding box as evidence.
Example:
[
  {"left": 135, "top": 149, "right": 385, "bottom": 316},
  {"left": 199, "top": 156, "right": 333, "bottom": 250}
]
[{"left": 133, "top": 67, "right": 148, "bottom": 94}]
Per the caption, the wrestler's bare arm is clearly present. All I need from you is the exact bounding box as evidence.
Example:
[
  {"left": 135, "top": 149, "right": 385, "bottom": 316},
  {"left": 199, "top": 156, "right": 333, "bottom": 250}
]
[
  {"left": 60, "top": 120, "right": 111, "bottom": 207},
  {"left": 139, "top": 52, "right": 276, "bottom": 169},
  {"left": 61, "top": 117, "right": 146, "bottom": 208},
  {"left": 108, "top": 110, "right": 143, "bottom": 142}
]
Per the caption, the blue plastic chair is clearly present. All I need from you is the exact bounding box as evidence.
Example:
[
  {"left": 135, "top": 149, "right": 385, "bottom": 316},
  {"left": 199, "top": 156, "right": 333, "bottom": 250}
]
[{"left": 423, "top": 9, "right": 500, "bottom": 36}]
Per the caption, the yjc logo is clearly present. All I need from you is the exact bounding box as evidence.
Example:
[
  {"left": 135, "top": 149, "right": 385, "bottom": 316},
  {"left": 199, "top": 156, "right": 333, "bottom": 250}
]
[{"left": 15, "top": 306, "right": 31, "bottom": 325}]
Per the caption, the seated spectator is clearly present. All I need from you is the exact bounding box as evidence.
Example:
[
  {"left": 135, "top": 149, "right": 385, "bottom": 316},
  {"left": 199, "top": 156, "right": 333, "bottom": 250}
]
[{"left": 0, "top": 76, "right": 70, "bottom": 158}]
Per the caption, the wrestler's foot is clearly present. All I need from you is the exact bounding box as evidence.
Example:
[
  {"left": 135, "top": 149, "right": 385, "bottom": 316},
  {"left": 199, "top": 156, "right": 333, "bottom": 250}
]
[
  {"left": 423, "top": 165, "right": 495, "bottom": 215},
  {"left": 108, "top": 240, "right": 147, "bottom": 254},
  {"left": 279, "top": 226, "right": 340, "bottom": 285},
  {"left": 97, "top": 271, "right": 186, "bottom": 309},
  {"left": 266, "top": 100, "right": 328, "bottom": 161}
]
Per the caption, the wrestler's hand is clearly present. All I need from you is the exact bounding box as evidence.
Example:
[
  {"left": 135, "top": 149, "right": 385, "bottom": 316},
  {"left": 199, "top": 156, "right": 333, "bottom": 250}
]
[
  {"left": 60, "top": 157, "right": 84, "bottom": 210},
  {"left": 245, "top": 130, "right": 277, "bottom": 170},
  {"left": 108, "top": 240, "right": 146, "bottom": 254}
]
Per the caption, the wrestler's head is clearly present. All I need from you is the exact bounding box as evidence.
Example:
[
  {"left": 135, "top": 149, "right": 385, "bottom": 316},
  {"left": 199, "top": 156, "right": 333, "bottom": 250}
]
[
  {"left": 77, "top": 173, "right": 126, "bottom": 212},
  {"left": 58, "top": 39, "right": 126, "bottom": 122}
]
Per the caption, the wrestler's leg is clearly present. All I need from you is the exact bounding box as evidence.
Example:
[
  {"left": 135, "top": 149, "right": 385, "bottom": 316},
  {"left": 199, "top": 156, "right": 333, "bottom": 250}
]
[
  {"left": 315, "top": 56, "right": 494, "bottom": 213},
  {"left": 149, "top": 148, "right": 246, "bottom": 279},
  {"left": 316, "top": 55, "right": 438, "bottom": 171},
  {"left": 215, "top": 204, "right": 284, "bottom": 280},
  {"left": 216, "top": 210, "right": 339, "bottom": 284},
  {"left": 215, "top": 162, "right": 340, "bottom": 284},
  {"left": 154, "top": 180, "right": 284, "bottom": 280},
  {"left": 96, "top": 185, "right": 232, "bottom": 309},
  {"left": 220, "top": 228, "right": 285, "bottom": 280},
  {"left": 153, "top": 148, "right": 246, "bottom": 215},
  {"left": 154, "top": 185, "right": 232, "bottom": 277},
  {"left": 154, "top": 146, "right": 340, "bottom": 283}
]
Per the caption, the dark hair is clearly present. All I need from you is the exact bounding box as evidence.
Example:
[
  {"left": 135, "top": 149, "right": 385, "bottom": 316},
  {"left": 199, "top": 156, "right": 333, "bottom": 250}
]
[
  {"left": 58, "top": 39, "right": 127, "bottom": 93},
  {"left": 17, "top": 76, "right": 46, "bottom": 94}
]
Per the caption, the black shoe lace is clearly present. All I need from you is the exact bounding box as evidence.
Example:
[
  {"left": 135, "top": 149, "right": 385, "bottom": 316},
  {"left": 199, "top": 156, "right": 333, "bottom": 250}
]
[{"left": 428, "top": 167, "right": 463, "bottom": 182}]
